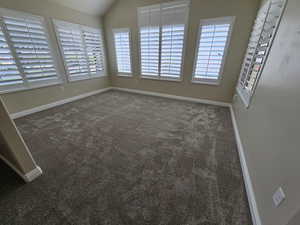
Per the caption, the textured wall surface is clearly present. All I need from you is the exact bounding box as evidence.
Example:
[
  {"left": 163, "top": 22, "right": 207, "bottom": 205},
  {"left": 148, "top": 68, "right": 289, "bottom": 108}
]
[
  {"left": 233, "top": 0, "right": 300, "bottom": 224},
  {"left": 104, "top": 0, "right": 260, "bottom": 103},
  {"left": 0, "top": 0, "right": 110, "bottom": 114}
]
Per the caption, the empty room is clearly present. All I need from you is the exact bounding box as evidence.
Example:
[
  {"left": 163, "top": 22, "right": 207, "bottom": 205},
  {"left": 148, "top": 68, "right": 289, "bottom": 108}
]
[{"left": 0, "top": 0, "right": 300, "bottom": 225}]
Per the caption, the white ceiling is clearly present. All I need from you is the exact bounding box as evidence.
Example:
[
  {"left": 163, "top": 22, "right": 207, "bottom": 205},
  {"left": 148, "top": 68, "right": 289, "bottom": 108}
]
[{"left": 47, "top": 0, "right": 116, "bottom": 16}]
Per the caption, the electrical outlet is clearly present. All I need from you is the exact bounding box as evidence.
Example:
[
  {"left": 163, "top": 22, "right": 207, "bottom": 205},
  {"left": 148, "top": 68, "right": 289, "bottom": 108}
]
[{"left": 273, "top": 187, "right": 286, "bottom": 207}]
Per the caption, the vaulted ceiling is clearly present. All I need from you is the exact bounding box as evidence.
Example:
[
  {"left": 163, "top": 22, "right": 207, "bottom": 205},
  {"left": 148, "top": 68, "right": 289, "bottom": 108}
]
[{"left": 47, "top": 0, "right": 116, "bottom": 16}]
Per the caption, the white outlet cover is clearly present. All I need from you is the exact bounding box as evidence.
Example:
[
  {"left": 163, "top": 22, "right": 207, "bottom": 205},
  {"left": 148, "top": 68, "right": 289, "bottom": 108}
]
[{"left": 273, "top": 187, "right": 286, "bottom": 207}]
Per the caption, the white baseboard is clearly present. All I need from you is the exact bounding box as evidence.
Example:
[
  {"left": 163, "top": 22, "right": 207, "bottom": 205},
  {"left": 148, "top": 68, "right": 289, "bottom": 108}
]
[
  {"left": 24, "top": 166, "right": 43, "bottom": 182},
  {"left": 10, "top": 87, "right": 112, "bottom": 119},
  {"left": 10, "top": 87, "right": 230, "bottom": 119},
  {"left": 111, "top": 87, "right": 231, "bottom": 107},
  {"left": 0, "top": 154, "right": 42, "bottom": 182},
  {"left": 230, "top": 106, "right": 262, "bottom": 225}
]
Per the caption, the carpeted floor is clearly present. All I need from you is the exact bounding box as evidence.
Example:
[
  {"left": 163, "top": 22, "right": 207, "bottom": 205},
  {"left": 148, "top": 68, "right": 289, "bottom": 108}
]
[{"left": 0, "top": 90, "right": 252, "bottom": 225}]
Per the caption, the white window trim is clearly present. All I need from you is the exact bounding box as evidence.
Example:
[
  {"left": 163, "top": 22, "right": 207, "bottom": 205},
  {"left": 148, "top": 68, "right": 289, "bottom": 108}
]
[
  {"left": 53, "top": 19, "right": 107, "bottom": 83},
  {"left": 112, "top": 28, "right": 133, "bottom": 77},
  {"left": 0, "top": 8, "right": 62, "bottom": 94},
  {"left": 137, "top": 0, "right": 190, "bottom": 82},
  {"left": 192, "top": 16, "right": 235, "bottom": 86}
]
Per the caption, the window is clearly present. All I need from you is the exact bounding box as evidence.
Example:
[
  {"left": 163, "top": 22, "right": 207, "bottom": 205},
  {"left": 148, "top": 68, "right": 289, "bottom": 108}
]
[
  {"left": 0, "top": 23, "right": 22, "bottom": 87},
  {"left": 113, "top": 28, "right": 132, "bottom": 75},
  {"left": 160, "top": 24, "right": 185, "bottom": 78},
  {"left": 237, "top": 0, "right": 286, "bottom": 107},
  {"left": 192, "top": 17, "right": 234, "bottom": 85},
  {"left": 54, "top": 20, "right": 106, "bottom": 81},
  {"left": 138, "top": 0, "right": 189, "bottom": 80},
  {"left": 83, "top": 28, "right": 105, "bottom": 76},
  {"left": 0, "top": 8, "right": 60, "bottom": 92}
]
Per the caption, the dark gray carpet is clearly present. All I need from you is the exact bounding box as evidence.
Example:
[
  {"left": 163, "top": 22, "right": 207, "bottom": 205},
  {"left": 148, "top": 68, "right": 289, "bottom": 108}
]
[{"left": 0, "top": 90, "right": 252, "bottom": 225}]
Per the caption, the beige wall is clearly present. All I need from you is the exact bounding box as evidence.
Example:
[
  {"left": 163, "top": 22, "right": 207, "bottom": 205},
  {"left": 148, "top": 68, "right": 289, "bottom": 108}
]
[
  {"left": 0, "top": 132, "right": 22, "bottom": 172},
  {"left": 0, "top": 0, "right": 110, "bottom": 114},
  {"left": 104, "top": 0, "right": 260, "bottom": 103},
  {"left": 232, "top": 0, "right": 300, "bottom": 224},
  {"left": 0, "top": 97, "right": 37, "bottom": 174}
]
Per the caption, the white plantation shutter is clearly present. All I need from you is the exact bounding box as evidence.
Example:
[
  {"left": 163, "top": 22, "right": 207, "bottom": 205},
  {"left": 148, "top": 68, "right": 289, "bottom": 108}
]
[
  {"left": 0, "top": 24, "right": 22, "bottom": 86},
  {"left": 160, "top": 1, "right": 188, "bottom": 78},
  {"left": 193, "top": 17, "right": 234, "bottom": 83},
  {"left": 237, "top": 0, "right": 287, "bottom": 107},
  {"left": 56, "top": 22, "right": 89, "bottom": 78},
  {"left": 238, "top": 2, "right": 270, "bottom": 93},
  {"left": 138, "top": 4, "right": 160, "bottom": 77},
  {"left": 0, "top": 9, "right": 60, "bottom": 92},
  {"left": 113, "top": 28, "right": 132, "bottom": 74},
  {"left": 3, "top": 16, "right": 57, "bottom": 82},
  {"left": 54, "top": 20, "right": 106, "bottom": 81},
  {"left": 83, "top": 29, "right": 105, "bottom": 75},
  {"left": 138, "top": 0, "right": 189, "bottom": 79},
  {"left": 140, "top": 26, "right": 160, "bottom": 76},
  {"left": 160, "top": 24, "right": 185, "bottom": 78}
]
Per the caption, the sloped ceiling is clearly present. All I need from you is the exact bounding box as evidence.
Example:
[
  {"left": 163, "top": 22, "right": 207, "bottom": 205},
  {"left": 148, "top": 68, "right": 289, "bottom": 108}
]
[{"left": 47, "top": 0, "right": 116, "bottom": 16}]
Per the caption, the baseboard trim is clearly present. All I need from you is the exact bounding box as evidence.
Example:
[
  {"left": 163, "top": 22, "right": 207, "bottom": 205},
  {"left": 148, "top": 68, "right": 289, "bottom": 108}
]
[
  {"left": 111, "top": 87, "right": 231, "bottom": 107},
  {"left": 0, "top": 154, "right": 42, "bottom": 182},
  {"left": 230, "top": 106, "right": 262, "bottom": 225},
  {"left": 24, "top": 166, "right": 43, "bottom": 182},
  {"left": 10, "top": 87, "right": 230, "bottom": 119},
  {"left": 10, "top": 87, "right": 112, "bottom": 119}
]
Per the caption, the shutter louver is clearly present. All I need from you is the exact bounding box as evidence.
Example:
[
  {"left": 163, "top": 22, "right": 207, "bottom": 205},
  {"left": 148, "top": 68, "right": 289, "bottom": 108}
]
[
  {"left": 0, "top": 24, "right": 22, "bottom": 86},
  {"left": 113, "top": 29, "right": 132, "bottom": 74},
  {"left": 239, "top": 2, "right": 270, "bottom": 91},
  {"left": 138, "top": 1, "right": 189, "bottom": 79},
  {"left": 54, "top": 20, "right": 106, "bottom": 81},
  {"left": 160, "top": 24, "right": 184, "bottom": 78},
  {"left": 140, "top": 26, "right": 160, "bottom": 76},
  {"left": 194, "top": 21, "right": 232, "bottom": 81},
  {"left": 138, "top": 4, "right": 160, "bottom": 77},
  {"left": 3, "top": 16, "right": 58, "bottom": 82},
  {"left": 83, "top": 30, "right": 104, "bottom": 75},
  {"left": 56, "top": 23, "right": 89, "bottom": 79},
  {"left": 160, "top": 1, "right": 188, "bottom": 78},
  {"left": 237, "top": 0, "right": 287, "bottom": 107}
]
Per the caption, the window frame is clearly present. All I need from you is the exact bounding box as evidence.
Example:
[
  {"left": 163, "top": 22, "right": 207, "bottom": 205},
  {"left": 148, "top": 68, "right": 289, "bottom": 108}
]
[
  {"left": 137, "top": 1, "right": 190, "bottom": 82},
  {"left": 53, "top": 19, "right": 107, "bottom": 83},
  {"left": 112, "top": 28, "right": 133, "bottom": 77},
  {"left": 192, "top": 16, "right": 235, "bottom": 86},
  {"left": 237, "top": 0, "right": 287, "bottom": 108},
  {"left": 0, "top": 8, "right": 62, "bottom": 94}
]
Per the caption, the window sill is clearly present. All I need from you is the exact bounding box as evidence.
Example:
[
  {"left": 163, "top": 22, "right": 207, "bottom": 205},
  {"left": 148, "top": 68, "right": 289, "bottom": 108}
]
[
  {"left": 68, "top": 74, "right": 107, "bottom": 83},
  {"left": 0, "top": 79, "right": 62, "bottom": 95},
  {"left": 116, "top": 73, "right": 132, "bottom": 78},
  {"left": 141, "top": 76, "right": 182, "bottom": 82},
  {"left": 191, "top": 79, "right": 220, "bottom": 86}
]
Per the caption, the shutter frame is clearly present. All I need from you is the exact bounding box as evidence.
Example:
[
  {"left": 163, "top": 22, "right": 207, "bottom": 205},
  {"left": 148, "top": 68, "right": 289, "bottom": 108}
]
[
  {"left": 82, "top": 26, "right": 106, "bottom": 77},
  {"left": 137, "top": 0, "right": 190, "bottom": 80},
  {"left": 236, "top": 0, "right": 287, "bottom": 107},
  {"left": 0, "top": 8, "right": 61, "bottom": 93},
  {"left": 113, "top": 28, "right": 132, "bottom": 75},
  {"left": 192, "top": 16, "right": 235, "bottom": 85},
  {"left": 53, "top": 19, "right": 106, "bottom": 82}
]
